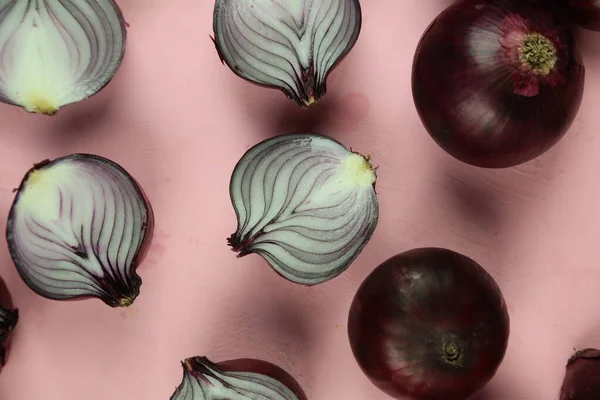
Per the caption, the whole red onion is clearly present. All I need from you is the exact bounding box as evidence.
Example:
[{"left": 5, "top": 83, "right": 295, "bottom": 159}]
[
  {"left": 560, "top": 348, "right": 600, "bottom": 399},
  {"left": 412, "top": 0, "right": 585, "bottom": 168},
  {"left": 566, "top": 0, "right": 600, "bottom": 30}
]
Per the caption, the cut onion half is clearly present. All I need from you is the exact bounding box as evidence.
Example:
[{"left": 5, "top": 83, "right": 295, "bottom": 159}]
[
  {"left": 6, "top": 154, "right": 154, "bottom": 307},
  {"left": 212, "top": 0, "right": 362, "bottom": 107},
  {"left": 0, "top": 0, "right": 127, "bottom": 115},
  {"left": 228, "top": 133, "right": 379, "bottom": 285}
]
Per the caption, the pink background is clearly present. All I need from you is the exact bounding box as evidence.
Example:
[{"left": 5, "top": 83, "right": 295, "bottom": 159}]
[{"left": 0, "top": 1, "right": 599, "bottom": 399}]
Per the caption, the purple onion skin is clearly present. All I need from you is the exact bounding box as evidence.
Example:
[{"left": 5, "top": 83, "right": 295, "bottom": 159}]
[
  {"left": 0, "top": 276, "right": 18, "bottom": 367},
  {"left": 566, "top": 0, "right": 600, "bottom": 30},
  {"left": 560, "top": 348, "right": 600, "bottom": 399},
  {"left": 348, "top": 248, "right": 510, "bottom": 400},
  {"left": 411, "top": 0, "right": 585, "bottom": 168}
]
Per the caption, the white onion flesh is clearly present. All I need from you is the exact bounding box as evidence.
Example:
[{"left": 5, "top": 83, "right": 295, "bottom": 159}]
[
  {"left": 6, "top": 154, "right": 154, "bottom": 307},
  {"left": 0, "top": 0, "right": 127, "bottom": 115},
  {"left": 170, "top": 357, "right": 305, "bottom": 400},
  {"left": 212, "top": 0, "right": 362, "bottom": 107},
  {"left": 228, "top": 133, "right": 378, "bottom": 285}
]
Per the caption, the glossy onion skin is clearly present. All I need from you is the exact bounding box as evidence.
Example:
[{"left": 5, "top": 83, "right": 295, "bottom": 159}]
[
  {"left": 348, "top": 248, "right": 510, "bottom": 400},
  {"left": 411, "top": 0, "right": 585, "bottom": 168},
  {"left": 6, "top": 154, "right": 154, "bottom": 307},
  {"left": 567, "top": 0, "right": 600, "bottom": 30},
  {"left": 212, "top": 0, "right": 362, "bottom": 107},
  {"left": 170, "top": 356, "right": 308, "bottom": 400},
  {"left": 560, "top": 348, "right": 600, "bottom": 399}
]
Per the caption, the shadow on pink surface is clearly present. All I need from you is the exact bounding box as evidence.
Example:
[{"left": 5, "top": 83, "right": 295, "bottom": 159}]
[{"left": 198, "top": 275, "right": 318, "bottom": 396}]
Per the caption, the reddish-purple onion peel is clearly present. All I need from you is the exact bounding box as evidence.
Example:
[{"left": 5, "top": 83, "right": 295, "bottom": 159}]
[
  {"left": 566, "top": 0, "right": 600, "bottom": 30},
  {"left": 411, "top": 0, "right": 585, "bottom": 168},
  {"left": 560, "top": 348, "right": 600, "bottom": 399},
  {"left": 0, "top": 276, "right": 18, "bottom": 366},
  {"left": 348, "top": 247, "right": 510, "bottom": 400}
]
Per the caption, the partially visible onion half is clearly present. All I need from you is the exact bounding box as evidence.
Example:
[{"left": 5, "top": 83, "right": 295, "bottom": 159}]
[
  {"left": 0, "top": 276, "right": 18, "bottom": 366},
  {"left": 560, "top": 348, "right": 600, "bottom": 399},
  {"left": 6, "top": 154, "right": 154, "bottom": 308},
  {"left": 411, "top": 0, "right": 585, "bottom": 168},
  {"left": 212, "top": 0, "right": 362, "bottom": 107},
  {"left": 566, "top": 0, "right": 600, "bottom": 30},
  {"left": 228, "top": 133, "right": 379, "bottom": 285},
  {"left": 0, "top": 0, "right": 127, "bottom": 115},
  {"left": 170, "top": 356, "right": 307, "bottom": 400}
]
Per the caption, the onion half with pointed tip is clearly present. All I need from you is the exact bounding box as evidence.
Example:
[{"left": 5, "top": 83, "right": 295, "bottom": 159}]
[
  {"left": 228, "top": 133, "right": 379, "bottom": 285},
  {"left": 6, "top": 154, "right": 154, "bottom": 308},
  {"left": 560, "top": 348, "right": 600, "bottom": 399},
  {"left": 348, "top": 248, "right": 510, "bottom": 400},
  {"left": 0, "top": 276, "right": 18, "bottom": 366},
  {"left": 212, "top": 0, "right": 362, "bottom": 107},
  {"left": 0, "top": 0, "right": 127, "bottom": 115},
  {"left": 170, "top": 356, "right": 307, "bottom": 400}
]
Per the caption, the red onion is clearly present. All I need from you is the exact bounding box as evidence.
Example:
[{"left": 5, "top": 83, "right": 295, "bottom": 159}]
[
  {"left": 0, "top": 0, "right": 127, "bottom": 115},
  {"left": 566, "top": 0, "right": 600, "bottom": 30},
  {"left": 212, "top": 0, "right": 362, "bottom": 107},
  {"left": 560, "top": 348, "right": 600, "bottom": 399},
  {"left": 348, "top": 248, "right": 510, "bottom": 400},
  {"left": 170, "top": 356, "right": 307, "bottom": 400},
  {"left": 228, "top": 133, "right": 379, "bottom": 285},
  {"left": 0, "top": 276, "right": 18, "bottom": 366},
  {"left": 411, "top": 0, "right": 585, "bottom": 168},
  {"left": 6, "top": 154, "right": 154, "bottom": 308}
]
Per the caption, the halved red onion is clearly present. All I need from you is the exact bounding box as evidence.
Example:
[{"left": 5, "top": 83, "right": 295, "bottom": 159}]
[
  {"left": 0, "top": 0, "right": 127, "bottom": 115},
  {"left": 170, "top": 356, "right": 307, "bottom": 400},
  {"left": 228, "top": 133, "right": 379, "bottom": 285},
  {"left": 212, "top": 0, "right": 362, "bottom": 107},
  {"left": 6, "top": 154, "right": 154, "bottom": 308}
]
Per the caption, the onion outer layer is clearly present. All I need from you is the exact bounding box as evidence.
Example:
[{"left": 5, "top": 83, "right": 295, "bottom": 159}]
[
  {"left": 559, "top": 348, "right": 600, "bottom": 399},
  {"left": 169, "top": 356, "right": 307, "bottom": 400},
  {"left": 566, "top": 0, "right": 600, "bottom": 30},
  {"left": 411, "top": 0, "right": 585, "bottom": 168},
  {"left": 348, "top": 247, "right": 510, "bottom": 400},
  {"left": 6, "top": 154, "right": 154, "bottom": 307},
  {"left": 0, "top": 0, "right": 127, "bottom": 115},
  {"left": 212, "top": 0, "right": 362, "bottom": 107},
  {"left": 0, "top": 299, "right": 18, "bottom": 365},
  {"left": 228, "top": 133, "right": 379, "bottom": 285}
]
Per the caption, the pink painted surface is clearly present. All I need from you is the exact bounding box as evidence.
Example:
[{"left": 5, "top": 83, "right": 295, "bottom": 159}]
[{"left": 0, "top": 1, "right": 599, "bottom": 399}]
